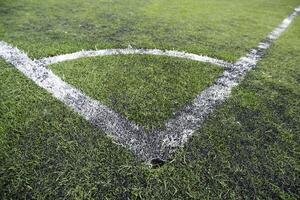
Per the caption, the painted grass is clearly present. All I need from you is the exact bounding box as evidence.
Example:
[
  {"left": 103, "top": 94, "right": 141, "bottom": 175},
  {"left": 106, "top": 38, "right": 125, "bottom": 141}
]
[
  {"left": 1, "top": 1, "right": 300, "bottom": 199},
  {"left": 0, "top": 59, "right": 145, "bottom": 199},
  {"left": 1, "top": 14, "right": 300, "bottom": 200},
  {"left": 50, "top": 55, "right": 223, "bottom": 130},
  {"left": 0, "top": 0, "right": 299, "bottom": 61}
]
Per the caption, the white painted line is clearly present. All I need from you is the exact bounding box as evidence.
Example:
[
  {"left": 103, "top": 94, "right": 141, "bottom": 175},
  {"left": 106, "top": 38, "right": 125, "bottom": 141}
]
[
  {"left": 1, "top": 5, "right": 299, "bottom": 164},
  {"left": 267, "top": 8, "right": 299, "bottom": 40},
  {"left": 158, "top": 5, "right": 300, "bottom": 158},
  {"left": 0, "top": 41, "right": 154, "bottom": 161},
  {"left": 36, "top": 48, "right": 232, "bottom": 68}
]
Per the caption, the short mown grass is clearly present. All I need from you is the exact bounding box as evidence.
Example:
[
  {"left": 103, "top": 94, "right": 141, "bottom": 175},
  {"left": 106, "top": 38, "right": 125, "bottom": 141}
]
[
  {"left": 0, "top": 59, "right": 146, "bottom": 200},
  {"left": 1, "top": 0, "right": 300, "bottom": 199},
  {"left": 50, "top": 55, "right": 223, "bottom": 130},
  {"left": 0, "top": 0, "right": 299, "bottom": 61}
]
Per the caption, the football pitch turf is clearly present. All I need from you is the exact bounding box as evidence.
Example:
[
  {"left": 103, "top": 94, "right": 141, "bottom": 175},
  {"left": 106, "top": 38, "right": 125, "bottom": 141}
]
[{"left": 1, "top": 0, "right": 300, "bottom": 199}]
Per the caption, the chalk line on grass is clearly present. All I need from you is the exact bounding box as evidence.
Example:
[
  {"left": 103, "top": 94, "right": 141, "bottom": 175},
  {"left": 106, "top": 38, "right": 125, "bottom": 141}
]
[
  {"left": 1, "top": 5, "right": 299, "bottom": 164},
  {"left": 157, "top": 5, "right": 300, "bottom": 159},
  {"left": 36, "top": 48, "right": 232, "bottom": 68},
  {"left": 0, "top": 40, "right": 154, "bottom": 161}
]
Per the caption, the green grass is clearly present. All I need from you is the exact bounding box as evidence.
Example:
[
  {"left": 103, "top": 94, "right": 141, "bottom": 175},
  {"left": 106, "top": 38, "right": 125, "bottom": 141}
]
[
  {"left": 0, "top": 59, "right": 145, "bottom": 199},
  {"left": 1, "top": 0, "right": 300, "bottom": 199},
  {"left": 50, "top": 55, "right": 223, "bottom": 130},
  {"left": 0, "top": 0, "right": 299, "bottom": 61}
]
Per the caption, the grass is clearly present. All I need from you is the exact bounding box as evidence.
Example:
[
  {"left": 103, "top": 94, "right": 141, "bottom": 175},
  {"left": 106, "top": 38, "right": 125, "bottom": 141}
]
[
  {"left": 0, "top": 59, "right": 145, "bottom": 199},
  {"left": 0, "top": 0, "right": 299, "bottom": 61},
  {"left": 49, "top": 55, "right": 223, "bottom": 130},
  {"left": 1, "top": 0, "right": 300, "bottom": 199}
]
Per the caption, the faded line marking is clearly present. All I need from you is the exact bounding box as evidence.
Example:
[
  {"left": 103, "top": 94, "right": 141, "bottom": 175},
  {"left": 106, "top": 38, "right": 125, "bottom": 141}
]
[
  {"left": 158, "top": 5, "right": 300, "bottom": 159},
  {"left": 36, "top": 48, "right": 232, "bottom": 68},
  {"left": 1, "top": 5, "right": 299, "bottom": 163},
  {"left": 0, "top": 41, "right": 153, "bottom": 161}
]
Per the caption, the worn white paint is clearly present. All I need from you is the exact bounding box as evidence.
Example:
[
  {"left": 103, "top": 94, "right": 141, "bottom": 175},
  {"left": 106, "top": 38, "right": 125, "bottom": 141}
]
[
  {"left": 1, "top": 5, "right": 299, "bottom": 163},
  {"left": 36, "top": 48, "right": 232, "bottom": 68}
]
